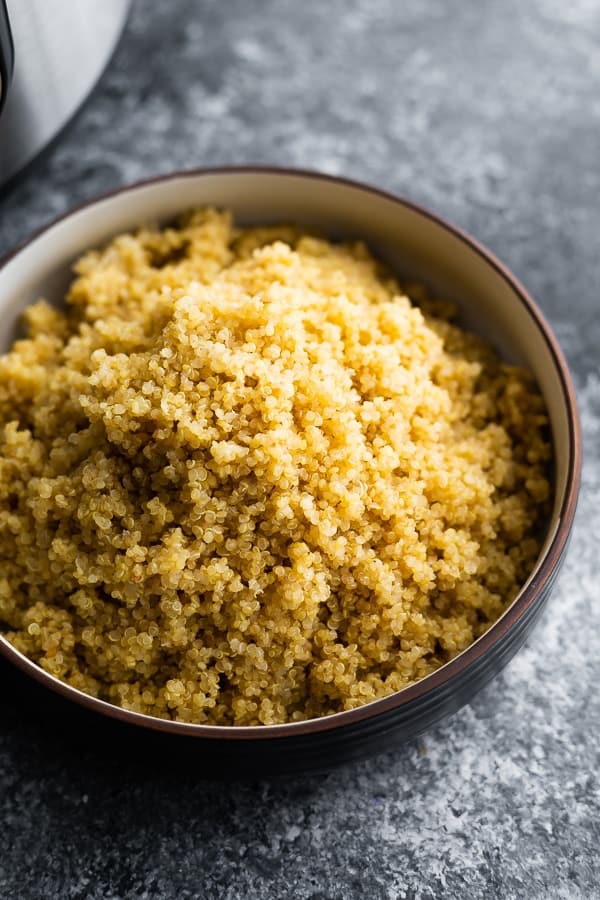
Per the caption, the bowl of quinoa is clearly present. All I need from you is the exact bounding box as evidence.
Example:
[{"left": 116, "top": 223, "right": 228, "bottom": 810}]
[{"left": 0, "top": 169, "right": 580, "bottom": 770}]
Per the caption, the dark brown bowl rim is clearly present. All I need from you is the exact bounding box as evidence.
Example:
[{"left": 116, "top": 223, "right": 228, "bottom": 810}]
[{"left": 0, "top": 165, "right": 582, "bottom": 740}]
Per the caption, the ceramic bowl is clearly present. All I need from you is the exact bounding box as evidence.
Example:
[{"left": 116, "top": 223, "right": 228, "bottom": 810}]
[{"left": 0, "top": 168, "right": 581, "bottom": 774}]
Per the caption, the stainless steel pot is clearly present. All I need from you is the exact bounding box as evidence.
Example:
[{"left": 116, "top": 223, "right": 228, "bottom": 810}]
[{"left": 0, "top": 0, "right": 131, "bottom": 189}]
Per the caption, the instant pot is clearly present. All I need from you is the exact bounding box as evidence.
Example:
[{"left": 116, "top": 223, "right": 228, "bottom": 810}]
[{"left": 0, "top": 0, "right": 131, "bottom": 189}]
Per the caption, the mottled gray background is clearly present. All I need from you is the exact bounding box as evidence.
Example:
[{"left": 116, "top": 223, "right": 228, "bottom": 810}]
[{"left": 1, "top": 1, "right": 599, "bottom": 897}]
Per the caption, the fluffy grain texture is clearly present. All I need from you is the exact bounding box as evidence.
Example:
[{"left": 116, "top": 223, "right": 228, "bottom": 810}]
[{"left": 0, "top": 209, "right": 551, "bottom": 724}]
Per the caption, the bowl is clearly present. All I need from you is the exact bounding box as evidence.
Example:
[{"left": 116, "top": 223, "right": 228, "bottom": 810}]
[{"left": 0, "top": 167, "right": 581, "bottom": 774}]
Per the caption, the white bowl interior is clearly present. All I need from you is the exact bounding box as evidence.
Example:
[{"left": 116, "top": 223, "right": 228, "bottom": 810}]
[{"left": 0, "top": 171, "right": 570, "bottom": 564}]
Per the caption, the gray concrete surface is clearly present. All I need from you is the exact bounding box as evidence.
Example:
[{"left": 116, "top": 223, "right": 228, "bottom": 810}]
[{"left": 0, "top": 0, "right": 599, "bottom": 897}]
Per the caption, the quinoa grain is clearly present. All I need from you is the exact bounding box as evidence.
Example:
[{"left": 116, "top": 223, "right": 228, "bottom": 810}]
[{"left": 0, "top": 209, "right": 551, "bottom": 724}]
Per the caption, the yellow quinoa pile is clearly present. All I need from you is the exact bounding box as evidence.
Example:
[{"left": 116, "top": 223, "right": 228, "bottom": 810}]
[{"left": 0, "top": 209, "right": 552, "bottom": 725}]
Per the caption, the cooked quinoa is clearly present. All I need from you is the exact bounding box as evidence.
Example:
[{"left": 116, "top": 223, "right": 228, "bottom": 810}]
[{"left": 0, "top": 209, "right": 552, "bottom": 725}]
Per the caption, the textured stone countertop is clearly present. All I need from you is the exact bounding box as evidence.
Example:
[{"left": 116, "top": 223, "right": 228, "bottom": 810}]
[{"left": 1, "top": 1, "right": 599, "bottom": 897}]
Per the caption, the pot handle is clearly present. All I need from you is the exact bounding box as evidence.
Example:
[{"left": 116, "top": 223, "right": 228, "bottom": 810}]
[{"left": 0, "top": 0, "right": 14, "bottom": 116}]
